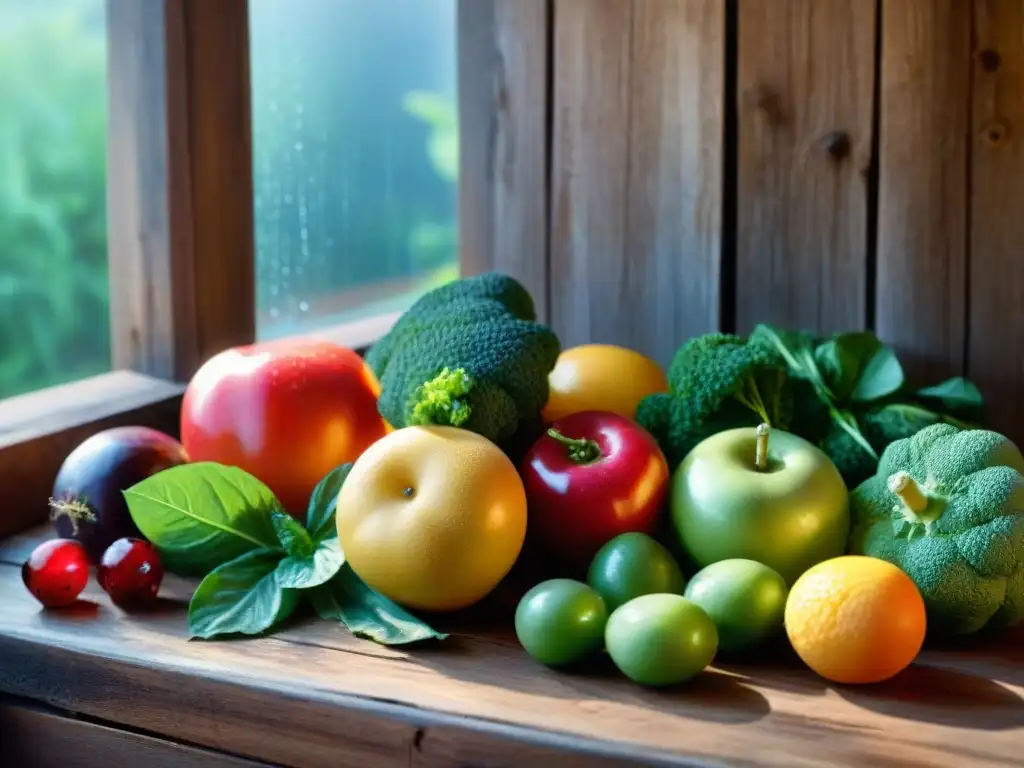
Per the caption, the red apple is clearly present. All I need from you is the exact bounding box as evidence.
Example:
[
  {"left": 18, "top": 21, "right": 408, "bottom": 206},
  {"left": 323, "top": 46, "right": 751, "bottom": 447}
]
[{"left": 521, "top": 410, "right": 670, "bottom": 565}]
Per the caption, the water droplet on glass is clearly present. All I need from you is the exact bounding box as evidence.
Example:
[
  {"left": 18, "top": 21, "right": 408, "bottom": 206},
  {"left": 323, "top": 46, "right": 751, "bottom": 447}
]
[{"left": 299, "top": 301, "right": 310, "bottom": 313}]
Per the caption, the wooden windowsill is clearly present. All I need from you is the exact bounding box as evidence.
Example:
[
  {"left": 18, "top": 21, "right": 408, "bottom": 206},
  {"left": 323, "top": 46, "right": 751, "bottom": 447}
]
[
  {"left": 1, "top": 526, "right": 1022, "bottom": 767},
  {"left": 308, "top": 310, "right": 403, "bottom": 355},
  {"left": 0, "top": 373, "right": 184, "bottom": 540},
  {"left": 0, "top": 372, "right": 186, "bottom": 449}
]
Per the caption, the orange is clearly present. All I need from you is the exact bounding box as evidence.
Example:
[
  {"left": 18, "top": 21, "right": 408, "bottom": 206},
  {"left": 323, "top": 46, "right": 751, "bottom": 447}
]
[
  {"left": 542, "top": 344, "right": 669, "bottom": 423},
  {"left": 784, "top": 555, "right": 926, "bottom": 684},
  {"left": 335, "top": 425, "right": 527, "bottom": 612}
]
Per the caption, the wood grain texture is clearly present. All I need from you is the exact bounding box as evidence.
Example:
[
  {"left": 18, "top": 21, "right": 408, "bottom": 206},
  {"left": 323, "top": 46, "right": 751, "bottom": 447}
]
[
  {"left": 876, "top": 0, "right": 971, "bottom": 383},
  {"left": 0, "top": 379, "right": 181, "bottom": 540},
  {"left": 0, "top": 698, "right": 269, "bottom": 768},
  {"left": 107, "top": 0, "right": 255, "bottom": 383},
  {"left": 970, "top": 0, "right": 1024, "bottom": 445},
  {"left": 550, "top": 0, "right": 723, "bottom": 366},
  {"left": 735, "top": 0, "right": 876, "bottom": 334},
  {"left": 0, "top": 529, "right": 1022, "bottom": 768},
  {"left": 458, "top": 0, "right": 552, "bottom": 320}
]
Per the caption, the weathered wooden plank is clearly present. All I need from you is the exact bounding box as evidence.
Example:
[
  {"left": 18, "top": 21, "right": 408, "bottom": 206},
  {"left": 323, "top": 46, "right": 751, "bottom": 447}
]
[
  {"left": 876, "top": 0, "right": 971, "bottom": 382},
  {"left": 1, "top": 530, "right": 1023, "bottom": 768},
  {"left": 735, "top": 0, "right": 877, "bottom": 335},
  {"left": 0, "top": 698, "right": 270, "bottom": 768},
  {"left": 458, "top": 0, "right": 551, "bottom": 320},
  {"left": 969, "top": 0, "right": 1024, "bottom": 444},
  {"left": 550, "top": 0, "right": 723, "bottom": 365},
  {"left": 107, "top": 0, "right": 255, "bottom": 383}
]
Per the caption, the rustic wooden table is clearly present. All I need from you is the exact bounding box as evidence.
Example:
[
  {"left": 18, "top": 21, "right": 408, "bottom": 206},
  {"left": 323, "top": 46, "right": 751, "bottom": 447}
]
[{"left": 0, "top": 526, "right": 1021, "bottom": 768}]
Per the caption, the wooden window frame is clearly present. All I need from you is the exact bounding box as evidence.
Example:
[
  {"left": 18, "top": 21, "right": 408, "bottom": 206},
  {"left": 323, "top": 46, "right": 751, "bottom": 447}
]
[{"left": 0, "top": 0, "right": 487, "bottom": 539}]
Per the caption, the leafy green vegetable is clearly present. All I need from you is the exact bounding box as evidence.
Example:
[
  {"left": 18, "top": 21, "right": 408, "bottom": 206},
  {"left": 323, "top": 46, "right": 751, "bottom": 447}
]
[
  {"left": 139, "top": 461, "right": 444, "bottom": 645},
  {"left": 309, "top": 567, "right": 448, "bottom": 645},
  {"left": 275, "top": 540, "right": 343, "bottom": 590},
  {"left": 124, "top": 463, "right": 281, "bottom": 576},
  {"left": 750, "top": 323, "right": 987, "bottom": 487},
  {"left": 188, "top": 549, "right": 302, "bottom": 640},
  {"left": 916, "top": 377, "right": 985, "bottom": 420},
  {"left": 305, "top": 463, "right": 351, "bottom": 543},
  {"left": 271, "top": 509, "right": 314, "bottom": 558}
]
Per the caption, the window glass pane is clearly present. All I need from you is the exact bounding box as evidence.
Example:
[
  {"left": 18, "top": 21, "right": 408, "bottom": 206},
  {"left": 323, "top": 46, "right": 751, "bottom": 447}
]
[
  {"left": 0, "top": 0, "right": 110, "bottom": 399},
  {"left": 250, "top": 0, "right": 459, "bottom": 340}
]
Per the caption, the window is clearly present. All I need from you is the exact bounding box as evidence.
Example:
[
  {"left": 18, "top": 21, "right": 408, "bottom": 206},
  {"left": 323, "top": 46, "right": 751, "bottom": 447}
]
[
  {"left": 0, "top": 0, "right": 110, "bottom": 400},
  {"left": 249, "top": 0, "right": 459, "bottom": 340},
  {"left": 0, "top": 0, "right": 472, "bottom": 537}
]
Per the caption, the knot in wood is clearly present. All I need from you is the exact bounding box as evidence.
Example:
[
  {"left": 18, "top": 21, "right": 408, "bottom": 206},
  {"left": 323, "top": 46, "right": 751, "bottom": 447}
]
[
  {"left": 822, "top": 131, "right": 851, "bottom": 162},
  {"left": 980, "top": 118, "right": 1011, "bottom": 149},
  {"left": 747, "top": 84, "right": 784, "bottom": 127},
  {"left": 978, "top": 49, "right": 1002, "bottom": 73}
]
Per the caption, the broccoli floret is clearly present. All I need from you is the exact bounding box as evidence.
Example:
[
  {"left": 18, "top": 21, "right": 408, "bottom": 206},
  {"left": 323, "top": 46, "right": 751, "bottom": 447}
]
[
  {"left": 849, "top": 423, "right": 1024, "bottom": 636},
  {"left": 818, "top": 403, "right": 955, "bottom": 488},
  {"left": 635, "top": 333, "right": 794, "bottom": 468},
  {"left": 366, "top": 272, "right": 560, "bottom": 446}
]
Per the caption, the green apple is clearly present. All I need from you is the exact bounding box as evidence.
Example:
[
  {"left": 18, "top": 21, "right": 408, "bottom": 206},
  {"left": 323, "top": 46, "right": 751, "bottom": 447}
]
[{"left": 670, "top": 424, "right": 849, "bottom": 585}]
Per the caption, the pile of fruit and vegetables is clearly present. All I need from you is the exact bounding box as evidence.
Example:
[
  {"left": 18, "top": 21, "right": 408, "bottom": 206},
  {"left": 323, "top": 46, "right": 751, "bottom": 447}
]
[{"left": 24, "top": 272, "right": 1024, "bottom": 690}]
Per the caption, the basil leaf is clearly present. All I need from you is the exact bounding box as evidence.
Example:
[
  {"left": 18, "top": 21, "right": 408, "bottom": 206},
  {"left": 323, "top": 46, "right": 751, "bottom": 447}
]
[
  {"left": 276, "top": 538, "right": 344, "bottom": 589},
  {"left": 310, "top": 565, "right": 448, "bottom": 646},
  {"left": 917, "top": 377, "right": 984, "bottom": 412},
  {"left": 125, "top": 462, "right": 281, "bottom": 576},
  {"left": 306, "top": 463, "right": 352, "bottom": 542},
  {"left": 188, "top": 548, "right": 300, "bottom": 640},
  {"left": 272, "top": 509, "right": 314, "bottom": 558}
]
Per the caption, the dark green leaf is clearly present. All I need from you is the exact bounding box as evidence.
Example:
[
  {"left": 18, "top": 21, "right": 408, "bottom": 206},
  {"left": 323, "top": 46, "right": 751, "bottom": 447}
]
[
  {"left": 276, "top": 538, "right": 344, "bottom": 589},
  {"left": 815, "top": 332, "right": 904, "bottom": 403},
  {"left": 306, "top": 464, "right": 353, "bottom": 543},
  {"left": 750, "top": 324, "right": 817, "bottom": 375},
  {"left": 751, "top": 324, "right": 834, "bottom": 400},
  {"left": 851, "top": 347, "right": 904, "bottom": 402},
  {"left": 188, "top": 548, "right": 300, "bottom": 640},
  {"left": 272, "top": 509, "right": 314, "bottom": 558},
  {"left": 310, "top": 564, "right": 448, "bottom": 646},
  {"left": 124, "top": 462, "right": 281, "bottom": 576},
  {"left": 916, "top": 377, "right": 984, "bottom": 412}
]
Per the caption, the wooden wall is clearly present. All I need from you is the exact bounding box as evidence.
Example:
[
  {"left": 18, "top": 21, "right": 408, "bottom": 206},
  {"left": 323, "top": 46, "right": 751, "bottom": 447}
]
[{"left": 458, "top": 0, "right": 1024, "bottom": 443}]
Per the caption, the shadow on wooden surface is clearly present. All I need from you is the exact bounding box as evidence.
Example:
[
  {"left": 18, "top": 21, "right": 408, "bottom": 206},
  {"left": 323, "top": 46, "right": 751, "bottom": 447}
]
[{"left": 835, "top": 664, "right": 1024, "bottom": 730}]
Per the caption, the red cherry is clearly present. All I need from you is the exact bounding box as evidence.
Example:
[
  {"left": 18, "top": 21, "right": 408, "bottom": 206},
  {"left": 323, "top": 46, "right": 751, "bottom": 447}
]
[
  {"left": 97, "top": 537, "right": 164, "bottom": 610},
  {"left": 21, "top": 539, "right": 90, "bottom": 608}
]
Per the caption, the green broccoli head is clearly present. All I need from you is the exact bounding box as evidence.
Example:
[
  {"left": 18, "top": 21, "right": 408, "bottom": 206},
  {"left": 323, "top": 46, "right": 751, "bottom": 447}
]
[
  {"left": 849, "top": 422, "right": 1024, "bottom": 636},
  {"left": 366, "top": 272, "right": 560, "bottom": 447},
  {"left": 635, "top": 333, "right": 794, "bottom": 468}
]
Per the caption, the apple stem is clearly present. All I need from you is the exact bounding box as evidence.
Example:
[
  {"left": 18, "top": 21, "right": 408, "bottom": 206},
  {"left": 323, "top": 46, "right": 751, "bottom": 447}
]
[
  {"left": 755, "top": 423, "right": 770, "bottom": 471},
  {"left": 547, "top": 428, "right": 602, "bottom": 464},
  {"left": 887, "top": 472, "right": 928, "bottom": 514}
]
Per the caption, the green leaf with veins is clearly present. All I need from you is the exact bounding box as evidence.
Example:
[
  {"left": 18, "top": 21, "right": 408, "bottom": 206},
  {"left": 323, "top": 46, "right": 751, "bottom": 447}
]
[{"left": 124, "top": 462, "right": 282, "bottom": 576}]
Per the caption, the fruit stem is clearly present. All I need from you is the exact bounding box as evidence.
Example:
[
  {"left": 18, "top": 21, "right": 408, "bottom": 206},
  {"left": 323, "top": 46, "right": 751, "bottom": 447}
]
[
  {"left": 887, "top": 472, "right": 927, "bottom": 514},
  {"left": 755, "top": 423, "right": 770, "bottom": 471},
  {"left": 547, "top": 428, "right": 602, "bottom": 464}
]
